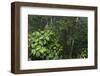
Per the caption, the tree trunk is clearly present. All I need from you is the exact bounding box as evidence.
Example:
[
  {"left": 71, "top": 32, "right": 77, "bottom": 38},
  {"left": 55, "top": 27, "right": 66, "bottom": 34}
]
[{"left": 69, "top": 39, "right": 74, "bottom": 58}]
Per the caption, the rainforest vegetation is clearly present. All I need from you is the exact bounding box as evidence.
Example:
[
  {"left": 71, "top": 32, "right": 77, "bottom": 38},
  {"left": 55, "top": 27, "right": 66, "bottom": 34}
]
[{"left": 28, "top": 15, "right": 88, "bottom": 60}]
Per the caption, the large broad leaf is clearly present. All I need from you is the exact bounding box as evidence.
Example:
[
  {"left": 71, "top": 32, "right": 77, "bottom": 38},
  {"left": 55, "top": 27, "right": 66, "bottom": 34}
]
[
  {"left": 45, "top": 36, "right": 49, "bottom": 41},
  {"left": 32, "top": 32, "right": 36, "bottom": 36},
  {"left": 31, "top": 49, "right": 36, "bottom": 55},
  {"left": 35, "top": 38, "right": 39, "bottom": 42},
  {"left": 35, "top": 31, "right": 40, "bottom": 36},
  {"left": 36, "top": 45, "right": 41, "bottom": 51},
  {"left": 40, "top": 48, "right": 47, "bottom": 54},
  {"left": 31, "top": 44, "right": 35, "bottom": 48}
]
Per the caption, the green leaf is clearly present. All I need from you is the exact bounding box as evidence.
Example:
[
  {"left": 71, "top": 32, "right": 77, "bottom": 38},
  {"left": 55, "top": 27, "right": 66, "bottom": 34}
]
[
  {"left": 36, "top": 46, "right": 41, "bottom": 51},
  {"left": 36, "top": 52, "right": 40, "bottom": 57},
  {"left": 43, "top": 40, "right": 46, "bottom": 44},
  {"left": 35, "top": 31, "right": 40, "bottom": 36},
  {"left": 35, "top": 39, "right": 38, "bottom": 42},
  {"left": 31, "top": 49, "right": 36, "bottom": 55},
  {"left": 40, "top": 48, "right": 47, "bottom": 53},
  {"left": 53, "top": 47, "right": 56, "bottom": 49},
  {"left": 32, "top": 32, "right": 36, "bottom": 36},
  {"left": 40, "top": 31, "right": 44, "bottom": 34},
  {"left": 31, "top": 44, "right": 34, "bottom": 48},
  {"left": 45, "top": 36, "right": 49, "bottom": 40},
  {"left": 39, "top": 36, "right": 44, "bottom": 39},
  {"left": 38, "top": 41, "right": 43, "bottom": 45},
  {"left": 34, "top": 42, "right": 38, "bottom": 46}
]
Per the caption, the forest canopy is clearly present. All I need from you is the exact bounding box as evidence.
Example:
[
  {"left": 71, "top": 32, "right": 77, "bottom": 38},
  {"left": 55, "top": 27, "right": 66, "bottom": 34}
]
[{"left": 28, "top": 15, "right": 88, "bottom": 60}]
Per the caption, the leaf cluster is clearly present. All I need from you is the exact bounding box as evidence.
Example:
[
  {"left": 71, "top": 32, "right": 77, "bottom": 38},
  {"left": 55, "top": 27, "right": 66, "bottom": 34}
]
[{"left": 28, "top": 30, "right": 63, "bottom": 60}]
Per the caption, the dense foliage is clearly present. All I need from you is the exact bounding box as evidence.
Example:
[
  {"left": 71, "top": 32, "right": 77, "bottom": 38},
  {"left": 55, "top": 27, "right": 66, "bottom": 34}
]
[
  {"left": 28, "top": 30, "right": 63, "bottom": 60},
  {"left": 28, "top": 15, "right": 88, "bottom": 60}
]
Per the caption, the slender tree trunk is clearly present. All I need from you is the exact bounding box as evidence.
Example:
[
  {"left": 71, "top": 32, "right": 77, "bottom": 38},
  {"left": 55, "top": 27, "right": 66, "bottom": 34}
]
[
  {"left": 45, "top": 18, "right": 49, "bottom": 28},
  {"left": 69, "top": 39, "right": 74, "bottom": 58}
]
